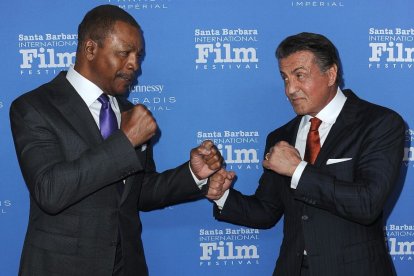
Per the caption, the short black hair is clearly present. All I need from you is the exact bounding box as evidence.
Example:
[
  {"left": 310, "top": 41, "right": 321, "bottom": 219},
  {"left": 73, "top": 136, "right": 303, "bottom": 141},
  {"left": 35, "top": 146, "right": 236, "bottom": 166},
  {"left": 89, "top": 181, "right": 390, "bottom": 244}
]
[
  {"left": 276, "top": 32, "right": 343, "bottom": 87},
  {"left": 77, "top": 5, "right": 140, "bottom": 50}
]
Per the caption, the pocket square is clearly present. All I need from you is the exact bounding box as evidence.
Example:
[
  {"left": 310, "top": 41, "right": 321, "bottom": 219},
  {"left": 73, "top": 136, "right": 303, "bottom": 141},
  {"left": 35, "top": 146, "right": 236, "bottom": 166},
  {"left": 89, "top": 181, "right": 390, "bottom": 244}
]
[{"left": 326, "top": 158, "right": 352, "bottom": 165}]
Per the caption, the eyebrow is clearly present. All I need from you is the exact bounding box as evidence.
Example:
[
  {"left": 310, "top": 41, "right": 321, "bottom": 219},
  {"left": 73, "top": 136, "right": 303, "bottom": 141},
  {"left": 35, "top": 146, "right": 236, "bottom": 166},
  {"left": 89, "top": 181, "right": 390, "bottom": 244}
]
[
  {"left": 291, "top": 66, "right": 307, "bottom": 73},
  {"left": 118, "top": 43, "right": 144, "bottom": 56},
  {"left": 280, "top": 66, "right": 307, "bottom": 75},
  {"left": 120, "top": 42, "right": 135, "bottom": 50}
]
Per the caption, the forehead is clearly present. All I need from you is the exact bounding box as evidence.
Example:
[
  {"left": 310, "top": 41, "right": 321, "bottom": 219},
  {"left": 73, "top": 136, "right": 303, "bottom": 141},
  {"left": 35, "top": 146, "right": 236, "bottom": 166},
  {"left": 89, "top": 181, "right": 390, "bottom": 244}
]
[
  {"left": 279, "top": 51, "right": 317, "bottom": 72},
  {"left": 106, "top": 21, "right": 143, "bottom": 48}
]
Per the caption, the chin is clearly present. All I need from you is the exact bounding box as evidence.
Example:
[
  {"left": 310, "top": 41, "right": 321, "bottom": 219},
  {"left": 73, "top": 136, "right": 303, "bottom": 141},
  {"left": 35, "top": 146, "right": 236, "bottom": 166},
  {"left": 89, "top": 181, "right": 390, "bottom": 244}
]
[
  {"left": 292, "top": 107, "right": 307, "bottom": 116},
  {"left": 113, "top": 87, "right": 129, "bottom": 96}
]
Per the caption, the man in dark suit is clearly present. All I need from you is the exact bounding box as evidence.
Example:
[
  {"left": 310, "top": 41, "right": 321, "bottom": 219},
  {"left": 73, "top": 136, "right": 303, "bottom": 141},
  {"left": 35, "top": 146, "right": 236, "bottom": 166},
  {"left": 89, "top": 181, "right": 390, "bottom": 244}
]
[
  {"left": 10, "top": 5, "right": 227, "bottom": 276},
  {"left": 210, "top": 32, "right": 405, "bottom": 276}
]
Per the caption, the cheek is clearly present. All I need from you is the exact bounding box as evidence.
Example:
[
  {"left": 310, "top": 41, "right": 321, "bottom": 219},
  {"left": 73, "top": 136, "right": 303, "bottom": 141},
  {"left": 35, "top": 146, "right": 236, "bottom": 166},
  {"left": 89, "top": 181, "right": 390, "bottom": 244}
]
[
  {"left": 302, "top": 81, "right": 319, "bottom": 99},
  {"left": 101, "top": 55, "right": 121, "bottom": 71},
  {"left": 108, "top": 60, "right": 121, "bottom": 73}
]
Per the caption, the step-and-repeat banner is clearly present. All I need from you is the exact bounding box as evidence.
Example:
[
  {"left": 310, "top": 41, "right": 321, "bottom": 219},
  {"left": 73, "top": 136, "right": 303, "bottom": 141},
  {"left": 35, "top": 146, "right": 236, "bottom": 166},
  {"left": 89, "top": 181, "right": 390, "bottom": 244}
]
[{"left": 1, "top": 1, "right": 413, "bottom": 275}]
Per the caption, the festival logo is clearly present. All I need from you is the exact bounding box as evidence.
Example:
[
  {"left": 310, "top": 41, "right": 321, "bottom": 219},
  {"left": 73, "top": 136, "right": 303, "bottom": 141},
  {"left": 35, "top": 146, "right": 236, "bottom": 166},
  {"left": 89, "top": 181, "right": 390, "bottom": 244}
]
[
  {"left": 199, "top": 227, "right": 260, "bottom": 267},
  {"left": 106, "top": 0, "right": 171, "bottom": 10},
  {"left": 196, "top": 130, "right": 261, "bottom": 170},
  {"left": 18, "top": 32, "right": 77, "bottom": 77},
  {"left": 0, "top": 200, "right": 12, "bottom": 215},
  {"left": 194, "top": 28, "right": 260, "bottom": 71},
  {"left": 290, "top": 0, "right": 345, "bottom": 8},
  {"left": 368, "top": 27, "right": 414, "bottom": 70},
  {"left": 129, "top": 83, "right": 176, "bottom": 112},
  {"left": 385, "top": 224, "right": 414, "bottom": 262}
]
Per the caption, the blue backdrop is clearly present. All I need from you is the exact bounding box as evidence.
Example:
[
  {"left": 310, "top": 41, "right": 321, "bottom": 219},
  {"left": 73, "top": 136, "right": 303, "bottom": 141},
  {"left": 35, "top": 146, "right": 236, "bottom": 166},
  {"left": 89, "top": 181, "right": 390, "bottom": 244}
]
[{"left": 1, "top": 1, "right": 413, "bottom": 275}]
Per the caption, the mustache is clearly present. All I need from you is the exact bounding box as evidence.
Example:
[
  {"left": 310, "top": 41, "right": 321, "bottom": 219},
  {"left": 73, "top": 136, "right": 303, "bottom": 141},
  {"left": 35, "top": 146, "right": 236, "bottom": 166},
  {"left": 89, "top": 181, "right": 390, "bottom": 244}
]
[{"left": 116, "top": 71, "right": 135, "bottom": 81}]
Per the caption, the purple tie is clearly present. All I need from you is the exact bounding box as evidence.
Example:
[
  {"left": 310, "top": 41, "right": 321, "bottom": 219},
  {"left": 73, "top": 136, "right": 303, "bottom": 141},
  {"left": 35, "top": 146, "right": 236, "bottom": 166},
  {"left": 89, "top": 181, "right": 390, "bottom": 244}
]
[
  {"left": 98, "top": 94, "right": 118, "bottom": 139},
  {"left": 98, "top": 94, "right": 124, "bottom": 195}
]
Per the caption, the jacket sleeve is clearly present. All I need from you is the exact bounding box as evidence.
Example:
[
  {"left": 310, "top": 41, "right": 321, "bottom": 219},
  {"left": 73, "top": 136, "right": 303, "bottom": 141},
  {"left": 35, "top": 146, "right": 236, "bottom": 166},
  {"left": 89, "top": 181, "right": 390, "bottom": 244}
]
[{"left": 214, "top": 132, "right": 285, "bottom": 229}]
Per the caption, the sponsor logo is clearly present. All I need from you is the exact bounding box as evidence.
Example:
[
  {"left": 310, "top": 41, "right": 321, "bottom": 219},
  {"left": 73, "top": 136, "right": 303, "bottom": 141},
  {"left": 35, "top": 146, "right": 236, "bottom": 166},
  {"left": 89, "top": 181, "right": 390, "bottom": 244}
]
[
  {"left": 107, "top": 0, "right": 171, "bottom": 10},
  {"left": 290, "top": 1, "right": 345, "bottom": 8},
  {"left": 368, "top": 28, "right": 414, "bottom": 70},
  {"left": 0, "top": 200, "right": 12, "bottom": 215},
  {"left": 18, "top": 33, "right": 77, "bottom": 76},
  {"left": 199, "top": 227, "right": 260, "bottom": 267},
  {"left": 194, "top": 28, "right": 259, "bottom": 71},
  {"left": 197, "top": 130, "right": 260, "bottom": 170},
  {"left": 129, "top": 84, "right": 176, "bottom": 112},
  {"left": 385, "top": 224, "right": 414, "bottom": 261}
]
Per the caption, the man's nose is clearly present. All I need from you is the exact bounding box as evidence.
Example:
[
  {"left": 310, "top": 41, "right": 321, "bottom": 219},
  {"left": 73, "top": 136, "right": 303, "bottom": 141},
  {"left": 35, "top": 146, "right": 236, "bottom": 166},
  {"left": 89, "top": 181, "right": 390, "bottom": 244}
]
[
  {"left": 285, "top": 79, "right": 299, "bottom": 95},
  {"left": 127, "top": 55, "right": 140, "bottom": 72}
]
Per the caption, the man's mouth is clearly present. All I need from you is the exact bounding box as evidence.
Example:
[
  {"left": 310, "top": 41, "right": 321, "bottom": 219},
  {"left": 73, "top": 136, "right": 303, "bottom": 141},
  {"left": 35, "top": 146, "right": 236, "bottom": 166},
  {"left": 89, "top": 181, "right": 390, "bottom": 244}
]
[{"left": 117, "top": 73, "right": 134, "bottom": 83}]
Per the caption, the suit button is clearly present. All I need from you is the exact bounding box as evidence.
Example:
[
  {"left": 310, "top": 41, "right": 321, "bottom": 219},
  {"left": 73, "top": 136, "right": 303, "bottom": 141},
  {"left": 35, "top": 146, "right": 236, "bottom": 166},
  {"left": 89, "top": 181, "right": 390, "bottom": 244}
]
[{"left": 301, "top": 215, "right": 309, "bottom": 221}]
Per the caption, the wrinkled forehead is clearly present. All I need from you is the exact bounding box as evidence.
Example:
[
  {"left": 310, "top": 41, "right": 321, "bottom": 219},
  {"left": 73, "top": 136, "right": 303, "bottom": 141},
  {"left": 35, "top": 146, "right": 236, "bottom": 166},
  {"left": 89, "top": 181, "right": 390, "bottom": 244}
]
[{"left": 279, "top": 51, "right": 317, "bottom": 72}]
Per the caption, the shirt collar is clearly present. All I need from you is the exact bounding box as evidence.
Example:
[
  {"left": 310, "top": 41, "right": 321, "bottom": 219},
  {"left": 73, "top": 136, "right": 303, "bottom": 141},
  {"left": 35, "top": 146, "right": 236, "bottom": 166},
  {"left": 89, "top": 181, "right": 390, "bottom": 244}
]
[
  {"left": 66, "top": 66, "right": 106, "bottom": 107},
  {"left": 304, "top": 87, "right": 347, "bottom": 125}
]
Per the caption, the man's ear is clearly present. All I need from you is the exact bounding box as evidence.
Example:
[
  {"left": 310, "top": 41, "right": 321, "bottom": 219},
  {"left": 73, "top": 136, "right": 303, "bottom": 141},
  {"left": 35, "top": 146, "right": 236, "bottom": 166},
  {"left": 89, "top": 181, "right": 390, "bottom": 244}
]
[
  {"left": 83, "top": 39, "right": 98, "bottom": 61},
  {"left": 327, "top": 64, "right": 338, "bottom": 87}
]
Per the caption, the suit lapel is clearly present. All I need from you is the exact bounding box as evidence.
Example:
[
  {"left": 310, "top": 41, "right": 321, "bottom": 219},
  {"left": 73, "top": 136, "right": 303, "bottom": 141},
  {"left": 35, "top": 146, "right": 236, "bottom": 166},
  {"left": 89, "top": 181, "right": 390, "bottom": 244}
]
[
  {"left": 115, "top": 96, "right": 136, "bottom": 204},
  {"left": 314, "top": 90, "right": 360, "bottom": 166},
  {"left": 48, "top": 72, "right": 103, "bottom": 147},
  {"left": 279, "top": 116, "right": 302, "bottom": 146},
  {"left": 288, "top": 117, "right": 302, "bottom": 145}
]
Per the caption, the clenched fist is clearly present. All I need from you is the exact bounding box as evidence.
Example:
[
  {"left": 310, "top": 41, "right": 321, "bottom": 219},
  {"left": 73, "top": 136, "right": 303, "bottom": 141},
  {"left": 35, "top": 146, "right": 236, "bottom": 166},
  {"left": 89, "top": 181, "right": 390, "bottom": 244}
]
[
  {"left": 262, "top": 141, "right": 301, "bottom": 176},
  {"left": 190, "top": 140, "right": 223, "bottom": 180},
  {"left": 206, "top": 168, "right": 235, "bottom": 200},
  {"left": 121, "top": 104, "right": 157, "bottom": 147}
]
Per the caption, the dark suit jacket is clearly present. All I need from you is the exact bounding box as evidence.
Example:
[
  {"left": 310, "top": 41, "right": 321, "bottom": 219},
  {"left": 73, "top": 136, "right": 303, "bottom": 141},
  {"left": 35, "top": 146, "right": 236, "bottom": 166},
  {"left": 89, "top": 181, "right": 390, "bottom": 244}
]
[
  {"left": 215, "top": 90, "right": 405, "bottom": 276},
  {"left": 10, "top": 72, "right": 204, "bottom": 276}
]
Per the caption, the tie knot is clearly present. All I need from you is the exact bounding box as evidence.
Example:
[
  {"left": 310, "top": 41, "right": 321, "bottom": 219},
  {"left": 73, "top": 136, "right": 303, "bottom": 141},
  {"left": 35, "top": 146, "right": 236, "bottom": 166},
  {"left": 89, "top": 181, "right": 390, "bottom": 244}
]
[
  {"left": 309, "top": 117, "right": 322, "bottom": 131},
  {"left": 98, "top": 94, "right": 110, "bottom": 108}
]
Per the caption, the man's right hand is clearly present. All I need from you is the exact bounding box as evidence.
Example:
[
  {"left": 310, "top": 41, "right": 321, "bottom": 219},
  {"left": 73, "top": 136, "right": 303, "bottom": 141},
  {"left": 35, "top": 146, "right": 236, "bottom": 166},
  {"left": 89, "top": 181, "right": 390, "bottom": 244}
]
[
  {"left": 206, "top": 168, "right": 235, "bottom": 200},
  {"left": 121, "top": 104, "right": 157, "bottom": 147},
  {"left": 262, "top": 141, "right": 301, "bottom": 176}
]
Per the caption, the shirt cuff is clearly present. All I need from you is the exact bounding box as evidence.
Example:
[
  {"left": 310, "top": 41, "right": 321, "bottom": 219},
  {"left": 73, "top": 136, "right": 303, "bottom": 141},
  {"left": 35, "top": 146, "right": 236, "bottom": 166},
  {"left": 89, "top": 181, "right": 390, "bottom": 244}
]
[
  {"left": 189, "top": 162, "right": 208, "bottom": 189},
  {"left": 214, "top": 189, "right": 229, "bottom": 210},
  {"left": 291, "top": 161, "right": 308, "bottom": 189}
]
